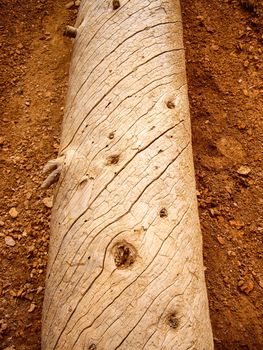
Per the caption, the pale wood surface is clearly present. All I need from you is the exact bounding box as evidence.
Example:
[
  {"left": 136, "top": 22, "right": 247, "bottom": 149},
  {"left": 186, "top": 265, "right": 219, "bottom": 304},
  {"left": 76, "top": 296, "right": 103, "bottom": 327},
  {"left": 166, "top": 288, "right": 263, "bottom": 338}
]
[{"left": 42, "top": 0, "right": 213, "bottom": 348}]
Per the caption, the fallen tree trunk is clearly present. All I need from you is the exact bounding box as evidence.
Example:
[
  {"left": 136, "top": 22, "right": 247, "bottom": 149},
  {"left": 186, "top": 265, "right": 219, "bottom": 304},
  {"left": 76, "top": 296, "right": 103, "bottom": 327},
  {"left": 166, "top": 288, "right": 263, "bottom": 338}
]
[{"left": 42, "top": 0, "right": 213, "bottom": 349}]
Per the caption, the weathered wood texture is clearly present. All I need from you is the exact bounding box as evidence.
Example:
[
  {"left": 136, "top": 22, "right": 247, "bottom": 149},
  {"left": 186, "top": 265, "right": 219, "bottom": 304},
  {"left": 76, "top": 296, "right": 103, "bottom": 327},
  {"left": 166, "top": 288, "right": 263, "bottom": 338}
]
[{"left": 42, "top": 0, "right": 213, "bottom": 349}]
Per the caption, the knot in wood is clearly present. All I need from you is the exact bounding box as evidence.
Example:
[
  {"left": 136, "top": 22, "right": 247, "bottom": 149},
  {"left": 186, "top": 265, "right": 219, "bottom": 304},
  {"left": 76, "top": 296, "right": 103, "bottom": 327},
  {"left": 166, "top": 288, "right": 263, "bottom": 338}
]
[
  {"left": 88, "top": 344, "right": 97, "bottom": 350},
  {"left": 159, "top": 208, "right": 168, "bottom": 218},
  {"left": 107, "top": 154, "right": 120, "bottom": 165},
  {"left": 166, "top": 100, "right": 176, "bottom": 109},
  {"left": 167, "top": 312, "right": 179, "bottom": 329},
  {"left": 113, "top": 242, "right": 136, "bottom": 268},
  {"left": 112, "top": 0, "right": 120, "bottom": 10}
]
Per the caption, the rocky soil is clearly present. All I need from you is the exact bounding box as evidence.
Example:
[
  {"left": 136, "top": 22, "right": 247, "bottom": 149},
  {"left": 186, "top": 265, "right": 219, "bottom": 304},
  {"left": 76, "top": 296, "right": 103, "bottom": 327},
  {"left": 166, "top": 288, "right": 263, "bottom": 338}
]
[{"left": 0, "top": 0, "right": 262, "bottom": 349}]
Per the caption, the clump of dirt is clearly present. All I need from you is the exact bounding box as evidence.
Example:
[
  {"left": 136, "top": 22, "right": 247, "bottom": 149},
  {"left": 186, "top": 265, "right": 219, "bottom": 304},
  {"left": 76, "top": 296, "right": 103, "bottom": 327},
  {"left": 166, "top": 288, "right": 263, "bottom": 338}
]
[{"left": 181, "top": 0, "right": 263, "bottom": 348}]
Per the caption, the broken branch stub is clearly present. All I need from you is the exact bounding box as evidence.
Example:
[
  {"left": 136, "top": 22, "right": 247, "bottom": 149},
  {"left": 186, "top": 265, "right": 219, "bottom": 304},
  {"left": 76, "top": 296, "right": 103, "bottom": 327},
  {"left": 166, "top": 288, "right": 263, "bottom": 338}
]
[
  {"left": 41, "top": 156, "right": 65, "bottom": 189},
  {"left": 63, "top": 25, "right": 78, "bottom": 38}
]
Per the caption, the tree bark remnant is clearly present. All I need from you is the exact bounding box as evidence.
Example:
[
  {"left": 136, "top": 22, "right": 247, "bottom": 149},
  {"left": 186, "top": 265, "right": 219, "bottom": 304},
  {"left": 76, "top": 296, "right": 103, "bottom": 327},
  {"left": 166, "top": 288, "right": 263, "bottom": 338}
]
[{"left": 42, "top": 0, "right": 214, "bottom": 349}]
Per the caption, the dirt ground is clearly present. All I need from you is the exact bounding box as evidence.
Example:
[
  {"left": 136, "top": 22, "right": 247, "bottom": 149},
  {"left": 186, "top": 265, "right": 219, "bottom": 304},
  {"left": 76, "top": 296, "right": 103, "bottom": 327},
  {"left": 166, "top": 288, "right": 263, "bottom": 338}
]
[{"left": 0, "top": 0, "right": 262, "bottom": 349}]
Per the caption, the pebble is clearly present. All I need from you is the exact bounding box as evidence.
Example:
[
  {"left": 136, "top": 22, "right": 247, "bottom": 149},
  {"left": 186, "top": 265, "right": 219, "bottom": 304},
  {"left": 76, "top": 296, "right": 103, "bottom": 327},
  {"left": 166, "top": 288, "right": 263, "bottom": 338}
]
[
  {"left": 45, "top": 91, "right": 52, "bottom": 98},
  {"left": 75, "top": 0, "right": 81, "bottom": 6},
  {"left": 0, "top": 220, "right": 4, "bottom": 226},
  {"left": 236, "top": 119, "right": 246, "bottom": 130},
  {"left": 5, "top": 236, "right": 16, "bottom": 247},
  {"left": 36, "top": 286, "right": 44, "bottom": 294},
  {"left": 229, "top": 219, "right": 245, "bottom": 229},
  {"left": 0, "top": 320, "right": 8, "bottom": 331},
  {"left": 65, "top": 1, "right": 74, "bottom": 9},
  {"left": 25, "top": 192, "right": 32, "bottom": 200},
  {"left": 217, "top": 236, "right": 225, "bottom": 245},
  {"left": 243, "top": 60, "right": 249, "bottom": 68},
  {"left": 237, "top": 165, "right": 251, "bottom": 176},
  {"left": 223, "top": 276, "right": 230, "bottom": 283},
  {"left": 9, "top": 207, "right": 18, "bottom": 219},
  {"left": 211, "top": 44, "right": 219, "bottom": 51},
  {"left": 227, "top": 250, "right": 236, "bottom": 257},
  {"left": 238, "top": 279, "right": 254, "bottom": 295},
  {"left": 243, "top": 89, "right": 249, "bottom": 96},
  {"left": 42, "top": 197, "right": 53, "bottom": 208},
  {"left": 28, "top": 303, "right": 36, "bottom": 313}
]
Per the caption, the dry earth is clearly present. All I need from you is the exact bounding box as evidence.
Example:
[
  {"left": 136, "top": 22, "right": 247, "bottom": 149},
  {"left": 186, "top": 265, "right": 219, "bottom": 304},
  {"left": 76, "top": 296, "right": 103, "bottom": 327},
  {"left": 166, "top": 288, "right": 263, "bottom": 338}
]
[{"left": 0, "top": 0, "right": 262, "bottom": 349}]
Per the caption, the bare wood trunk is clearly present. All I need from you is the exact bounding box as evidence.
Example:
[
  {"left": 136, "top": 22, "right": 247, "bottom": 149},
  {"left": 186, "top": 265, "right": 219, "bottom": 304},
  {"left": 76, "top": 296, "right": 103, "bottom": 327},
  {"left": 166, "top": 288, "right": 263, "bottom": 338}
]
[{"left": 42, "top": 0, "right": 213, "bottom": 349}]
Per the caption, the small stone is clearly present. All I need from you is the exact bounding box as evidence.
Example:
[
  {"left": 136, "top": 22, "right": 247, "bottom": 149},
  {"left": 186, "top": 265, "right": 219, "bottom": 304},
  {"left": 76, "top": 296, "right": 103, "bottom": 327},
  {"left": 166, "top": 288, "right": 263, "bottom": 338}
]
[
  {"left": 17, "top": 43, "right": 23, "bottom": 49},
  {"left": 65, "top": 1, "right": 75, "bottom": 9},
  {"left": 5, "top": 236, "right": 16, "bottom": 247},
  {"left": 229, "top": 219, "right": 245, "bottom": 229},
  {"left": 236, "top": 119, "right": 246, "bottom": 130},
  {"left": 25, "top": 100, "right": 30, "bottom": 106},
  {"left": 217, "top": 236, "right": 225, "bottom": 245},
  {"left": 42, "top": 197, "right": 53, "bottom": 208},
  {"left": 45, "top": 91, "right": 52, "bottom": 98},
  {"left": 74, "top": 0, "right": 81, "bottom": 6},
  {"left": 237, "top": 165, "right": 251, "bottom": 176},
  {"left": 205, "top": 25, "right": 214, "bottom": 33},
  {"left": 36, "top": 286, "right": 44, "bottom": 294},
  {"left": 211, "top": 44, "right": 219, "bottom": 51},
  {"left": 53, "top": 143, "right": 59, "bottom": 150},
  {"left": 28, "top": 303, "right": 36, "bottom": 313},
  {"left": 227, "top": 250, "right": 236, "bottom": 257},
  {"left": 26, "top": 192, "right": 32, "bottom": 200},
  {"left": 230, "top": 229, "right": 244, "bottom": 238},
  {"left": 243, "top": 89, "right": 249, "bottom": 96},
  {"left": 4, "top": 347, "right": 16, "bottom": 350},
  {"left": 243, "top": 60, "right": 249, "bottom": 68},
  {"left": 9, "top": 207, "right": 18, "bottom": 219},
  {"left": 0, "top": 319, "right": 8, "bottom": 332},
  {"left": 210, "top": 208, "right": 221, "bottom": 216},
  {"left": 0, "top": 220, "right": 4, "bottom": 226},
  {"left": 238, "top": 279, "right": 254, "bottom": 295},
  {"left": 223, "top": 276, "right": 230, "bottom": 283},
  {"left": 25, "top": 293, "right": 34, "bottom": 301},
  {"left": 27, "top": 245, "right": 35, "bottom": 253}
]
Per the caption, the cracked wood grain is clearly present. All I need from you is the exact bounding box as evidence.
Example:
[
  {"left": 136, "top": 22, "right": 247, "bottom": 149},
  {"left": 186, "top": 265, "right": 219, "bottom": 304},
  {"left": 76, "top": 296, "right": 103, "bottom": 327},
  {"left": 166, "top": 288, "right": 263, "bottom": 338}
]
[{"left": 41, "top": 0, "right": 213, "bottom": 349}]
